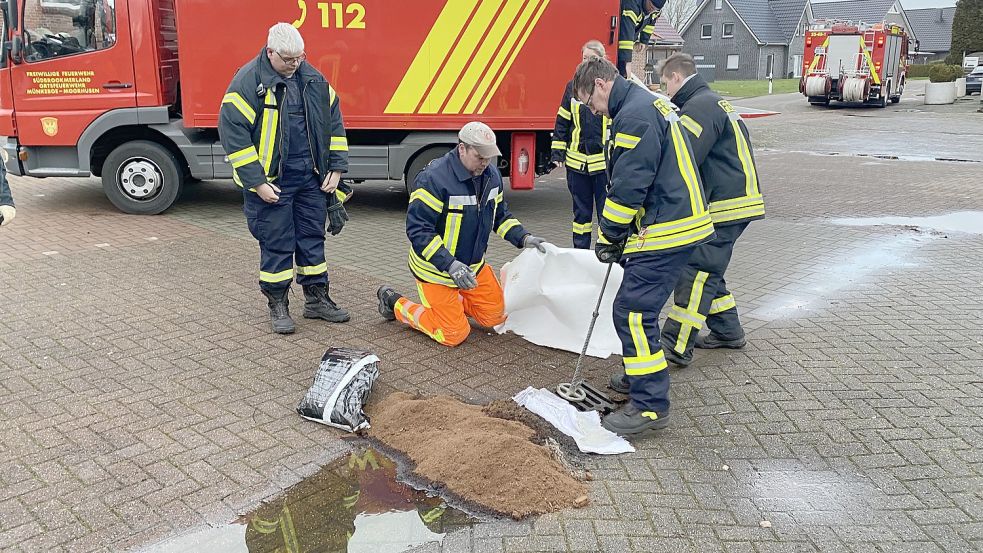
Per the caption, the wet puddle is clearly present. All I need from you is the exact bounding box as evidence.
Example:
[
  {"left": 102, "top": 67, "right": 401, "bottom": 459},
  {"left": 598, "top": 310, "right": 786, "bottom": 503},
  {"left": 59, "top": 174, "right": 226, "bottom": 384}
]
[
  {"left": 138, "top": 446, "right": 475, "bottom": 553},
  {"left": 833, "top": 211, "right": 983, "bottom": 235}
]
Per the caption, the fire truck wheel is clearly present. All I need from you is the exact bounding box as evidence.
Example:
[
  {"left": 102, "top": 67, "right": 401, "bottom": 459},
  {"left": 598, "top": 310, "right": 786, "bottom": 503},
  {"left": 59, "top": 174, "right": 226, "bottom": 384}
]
[
  {"left": 102, "top": 141, "right": 185, "bottom": 215},
  {"left": 404, "top": 146, "right": 453, "bottom": 196}
]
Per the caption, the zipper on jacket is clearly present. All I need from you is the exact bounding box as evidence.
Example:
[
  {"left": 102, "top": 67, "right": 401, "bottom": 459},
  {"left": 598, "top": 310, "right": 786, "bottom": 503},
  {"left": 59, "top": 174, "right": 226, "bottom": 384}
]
[{"left": 302, "top": 78, "right": 320, "bottom": 176}]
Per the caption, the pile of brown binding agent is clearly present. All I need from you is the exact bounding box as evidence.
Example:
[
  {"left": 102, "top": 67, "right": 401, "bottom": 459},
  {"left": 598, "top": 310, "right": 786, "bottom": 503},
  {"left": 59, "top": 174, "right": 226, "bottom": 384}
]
[{"left": 368, "top": 393, "right": 588, "bottom": 518}]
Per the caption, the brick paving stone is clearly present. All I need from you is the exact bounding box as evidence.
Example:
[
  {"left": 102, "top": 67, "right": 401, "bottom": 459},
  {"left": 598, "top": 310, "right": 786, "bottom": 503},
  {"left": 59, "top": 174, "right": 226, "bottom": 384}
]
[{"left": 1, "top": 96, "right": 982, "bottom": 552}]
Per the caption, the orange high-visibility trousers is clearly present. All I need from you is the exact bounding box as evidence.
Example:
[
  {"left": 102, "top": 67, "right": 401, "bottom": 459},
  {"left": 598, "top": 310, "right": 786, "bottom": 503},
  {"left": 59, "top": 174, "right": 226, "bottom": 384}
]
[{"left": 394, "top": 264, "right": 507, "bottom": 347}]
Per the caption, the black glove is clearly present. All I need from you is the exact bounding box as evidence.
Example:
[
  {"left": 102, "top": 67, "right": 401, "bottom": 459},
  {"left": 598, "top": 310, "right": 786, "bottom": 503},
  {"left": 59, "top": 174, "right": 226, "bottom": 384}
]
[
  {"left": 326, "top": 198, "right": 348, "bottom": 236},
  {"left": 595, "top": 239, "right": 625, "bottom": 264}
]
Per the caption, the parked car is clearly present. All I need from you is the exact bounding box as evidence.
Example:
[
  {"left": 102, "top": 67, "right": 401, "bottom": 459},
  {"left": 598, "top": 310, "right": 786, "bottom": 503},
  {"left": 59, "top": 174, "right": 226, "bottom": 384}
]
[{"left": 967, "top": 66, "right": 983, "bottom": 95}]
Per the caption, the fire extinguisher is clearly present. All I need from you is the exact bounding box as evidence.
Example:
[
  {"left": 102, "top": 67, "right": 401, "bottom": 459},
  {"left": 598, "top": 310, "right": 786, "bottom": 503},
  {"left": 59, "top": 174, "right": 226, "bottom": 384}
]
[{"left": 518, "top": 148, "right": 529, "bottom": 176}]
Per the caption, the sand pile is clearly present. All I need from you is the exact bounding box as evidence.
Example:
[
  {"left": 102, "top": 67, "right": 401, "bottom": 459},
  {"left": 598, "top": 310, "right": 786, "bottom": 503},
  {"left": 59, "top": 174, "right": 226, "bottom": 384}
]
[{"left": 368, "top": 393, "right": 588, "bottom": 518}]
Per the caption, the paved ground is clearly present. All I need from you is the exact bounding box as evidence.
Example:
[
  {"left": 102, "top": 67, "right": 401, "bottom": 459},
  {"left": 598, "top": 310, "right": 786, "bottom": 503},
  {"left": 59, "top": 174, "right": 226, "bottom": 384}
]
[{"left": 1, "top": 85, "right": 982, "bottom": 553}]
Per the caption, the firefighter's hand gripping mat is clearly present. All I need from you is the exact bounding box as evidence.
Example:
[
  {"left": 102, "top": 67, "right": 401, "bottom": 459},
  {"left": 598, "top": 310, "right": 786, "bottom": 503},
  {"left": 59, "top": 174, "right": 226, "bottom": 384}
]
[
  {"left": 497, "top": 245, "right": 623, "bottom": 358},
  {"left": 297, "top": 348, "right": 380, "bottom": 432}
]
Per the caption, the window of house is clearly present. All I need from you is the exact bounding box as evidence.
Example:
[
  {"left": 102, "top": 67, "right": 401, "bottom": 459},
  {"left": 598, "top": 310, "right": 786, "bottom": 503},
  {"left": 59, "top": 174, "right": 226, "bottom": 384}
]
[
  {"left": 701, "top": 24, "right": 712, "bottom": 39},
  {"left": 715, "top": 0, "right": 723, "bottom": 9},
  {"left": 727, "top": 54, "right": 740, "bottom": 70},
  {"left": 24, "top": 0, "right": 117, "bottom": 62},
  {"left": 723, "top": 23, "right": 734, "bottom": 38}
]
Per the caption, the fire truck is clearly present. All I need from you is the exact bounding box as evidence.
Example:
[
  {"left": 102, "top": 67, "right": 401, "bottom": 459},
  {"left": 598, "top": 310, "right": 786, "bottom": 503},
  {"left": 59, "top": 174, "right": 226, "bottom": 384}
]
[
  {"left": 0, "top": 0, "right": 619, "bottom": 214},
  {"left": 800, "top": 20, "right": 911, "bottom": 108}
]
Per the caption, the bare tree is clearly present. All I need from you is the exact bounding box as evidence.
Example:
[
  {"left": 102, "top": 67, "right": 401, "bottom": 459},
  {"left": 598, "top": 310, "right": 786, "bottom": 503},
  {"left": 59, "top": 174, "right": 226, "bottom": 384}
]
[{"left": 661, "top": 0, "right": 701, "bottom": 30}]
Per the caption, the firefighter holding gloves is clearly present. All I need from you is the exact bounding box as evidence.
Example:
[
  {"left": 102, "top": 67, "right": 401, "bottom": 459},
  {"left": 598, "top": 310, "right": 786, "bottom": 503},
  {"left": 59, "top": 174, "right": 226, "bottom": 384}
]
[
  {"left": 219, "top": 23, "right": 351, "bottom": 335},
  {"left": 573, "top": 57, "right": 714, "bottom": 436},
  {"left": 376, "top": 122, "right": 549, "bottom": 347},
  {"left": 657, "top": 53, "right": 765, "bottom": 366},
  {"left": 618, "top": 0, "right": 667, "bottom": 77},
  {"left": 551, "top": 40, "right": 611, "bottom": 249}
]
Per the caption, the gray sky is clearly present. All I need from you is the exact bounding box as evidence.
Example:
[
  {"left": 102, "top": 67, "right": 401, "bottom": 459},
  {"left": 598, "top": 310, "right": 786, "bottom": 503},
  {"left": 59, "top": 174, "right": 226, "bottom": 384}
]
[{"left": 812, "top": 0, "right": 955, "bottom": 6}]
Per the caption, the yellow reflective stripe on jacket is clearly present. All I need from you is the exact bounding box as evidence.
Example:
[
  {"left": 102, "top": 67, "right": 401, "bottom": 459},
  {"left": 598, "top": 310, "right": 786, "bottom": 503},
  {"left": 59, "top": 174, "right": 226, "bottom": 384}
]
[
  {"left": 668, "top": 119, "right": 705, "bottom": 216},
  {"left": 680, "top": 115, "right": 703, "bottom": 138},
  {"left": 552, "top": 140, "right": 567, "bottom": 150},
  {"left": 258, "top": 89, "right": 279, "bottom": 175},
  {"left": 641, "top": 24, "right": 655, "bottom": 35},
  {"left": 260, "top": 268, "right": 293, "bottom": 283},
  {"left": 618, "top": 40, "right": 634, "bottom": 50},
  {"left": 622, "top": 9, "right": 642, "bottom": 24},
  {"left": 623, "top": 212, "right": 715, "bottom": 253},
  {"left": 442, "top": 210, "right": 464, "bottom": 255},
  {"left": 222, "top": 92, "right": 256, "bottom": 125},
  {"left": 296, "top": 262, "right": 327, "bottom": 275},
  {"left": 330, "top": 136, "right": 349, "bottom": 152},
  {"left": 557, "top": 106, "right": 571, "bottom": 120},
  {"left": 709, "top": 294, "right": 736, "bottom": 315},
  {"left": 709, "top": 194, "right": 765, "bottom": 224},
  {"left": 602, "top": 198, "right": 638, "bottom": 224},
  {"left": 408, "top": 250, "right": 484, "bottom": 288},
  {"left": 409, "top": 189, "right": 444, "bottom": 212},
  {"left": 421, "top": 236, "right": 444, "bottom": 260},
  {"left": 329, "top": 85, "right": 337, "bottom": 105},
  {"left": 730, "top": 121, "right": 760, "bottom": 197},
  {"left": 614, "top": 132, "right": 641, "bottom": 150},
  {"left": 496, "top": 218, "right": 520, "bottom": 239},
  {"left": 228, "top": 146, "right": 260, "bottom": 169},
  {"left": 570, "top": 101, "right": 583, "bottom": 157}
]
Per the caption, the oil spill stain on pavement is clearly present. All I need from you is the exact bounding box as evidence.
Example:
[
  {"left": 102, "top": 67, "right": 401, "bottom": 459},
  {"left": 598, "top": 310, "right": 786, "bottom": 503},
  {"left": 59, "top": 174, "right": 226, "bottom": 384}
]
[
  {"left": 748, "top": 234, "right": 928, "bottom": 321},
  {"left": 833, "top": 211, "right": 983, "bottom": 235},
  {"left": 137, "top": 446, "right": 475, "bottom": 553}
]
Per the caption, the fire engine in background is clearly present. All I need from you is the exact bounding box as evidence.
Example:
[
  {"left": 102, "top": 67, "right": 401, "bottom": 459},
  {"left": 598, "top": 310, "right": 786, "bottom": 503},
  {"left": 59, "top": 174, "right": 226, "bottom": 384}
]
[
  {"left": 800, "top": 20, "right": 912, "bottom": 108},
  {"left": 0, "top": 0, "right": 619, "bottom": 214}
]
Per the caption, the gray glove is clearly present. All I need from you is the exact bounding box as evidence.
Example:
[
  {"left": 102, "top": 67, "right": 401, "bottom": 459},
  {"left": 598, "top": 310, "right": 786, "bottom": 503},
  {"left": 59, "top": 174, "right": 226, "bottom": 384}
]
[
  {"left": 326, "top": 199, "right": 348, "bottom": 236},
  {"left": 448, "top": 260, "right": 478, "bottom": 290},
  {"left": 522, "top": 234, "right": 549, "bottom": 253}
]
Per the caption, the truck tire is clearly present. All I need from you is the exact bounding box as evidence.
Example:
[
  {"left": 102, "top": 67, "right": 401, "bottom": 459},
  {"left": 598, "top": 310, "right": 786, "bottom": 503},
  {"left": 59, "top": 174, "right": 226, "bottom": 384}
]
[
  {"left": 404, "top": 146, "right": 453, "bottom": 195},
  {"left": 878, "top": 84, "right": 890, "bottom": 108},
  {"left": 102, "top": 140, "right": 184, "bottom": 215}
]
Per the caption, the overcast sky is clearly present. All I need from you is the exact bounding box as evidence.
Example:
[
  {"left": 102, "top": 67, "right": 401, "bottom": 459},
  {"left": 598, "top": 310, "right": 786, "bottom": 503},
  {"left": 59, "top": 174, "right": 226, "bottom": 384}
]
[{"left": 812, "top": 0, "right": 956, "bottom": 7}]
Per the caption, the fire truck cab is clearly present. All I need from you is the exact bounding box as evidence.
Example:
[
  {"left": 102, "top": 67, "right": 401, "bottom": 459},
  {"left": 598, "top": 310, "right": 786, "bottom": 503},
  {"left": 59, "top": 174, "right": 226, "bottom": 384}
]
[
  {"left": 0, "top": 0, "right": 619, "bottom": 214},
  {"left": 800, "top": 20, "right": 912, "bottom": 108}
]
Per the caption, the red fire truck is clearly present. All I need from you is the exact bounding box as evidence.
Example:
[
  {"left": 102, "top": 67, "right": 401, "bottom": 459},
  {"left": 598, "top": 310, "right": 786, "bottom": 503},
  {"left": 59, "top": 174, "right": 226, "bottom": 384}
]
[
  {"left": 800, "top": 20, "right": 912, "bottom": 108},
  {"left": 0, "top": 0, "right": 619, "bottom": 214}
]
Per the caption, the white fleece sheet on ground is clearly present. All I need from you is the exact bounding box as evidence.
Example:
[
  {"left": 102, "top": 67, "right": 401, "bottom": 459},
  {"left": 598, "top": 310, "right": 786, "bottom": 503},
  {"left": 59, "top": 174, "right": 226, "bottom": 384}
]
[{"left": 497, "top": 245, "right": 623, "bottom": 358}]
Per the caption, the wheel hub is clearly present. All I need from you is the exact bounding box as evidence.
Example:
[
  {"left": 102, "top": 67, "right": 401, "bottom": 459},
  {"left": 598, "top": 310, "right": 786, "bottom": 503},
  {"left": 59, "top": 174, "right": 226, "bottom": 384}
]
[{"left": 118, "top": 158, "right": 162, "bottom": 200}]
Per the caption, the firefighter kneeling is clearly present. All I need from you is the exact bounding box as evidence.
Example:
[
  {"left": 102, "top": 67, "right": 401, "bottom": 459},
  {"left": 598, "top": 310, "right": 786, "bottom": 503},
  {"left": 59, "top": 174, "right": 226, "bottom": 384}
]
[{"left": 377, "top": 122, "right": 549, "bottom": 347}]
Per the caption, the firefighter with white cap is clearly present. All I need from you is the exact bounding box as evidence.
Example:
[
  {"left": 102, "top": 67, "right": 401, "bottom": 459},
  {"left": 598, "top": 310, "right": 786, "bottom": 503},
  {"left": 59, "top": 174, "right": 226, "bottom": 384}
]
[{"left": 376, "top": 122, "right": 550, "bottom": 347}]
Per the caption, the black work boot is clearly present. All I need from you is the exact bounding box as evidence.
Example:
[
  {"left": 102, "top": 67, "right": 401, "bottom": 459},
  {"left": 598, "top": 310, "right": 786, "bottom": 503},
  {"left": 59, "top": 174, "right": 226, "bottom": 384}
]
[
  {"left": 695, "top": 333, "right": 747, "bottom": 349},
  {"left": 377, "top": 286, "right": 402, "bottom": 321},
  {"left": 601, "top": 403, "right": 670, "bottom": 435},
  {"left": 303, "top": 284, "right": 351, "bottom": 322},
  {"left": 262, "top": 288, "right": 295, "bottom": 334},
  {"left": 609, "top": 372, "right": 630, "bottom": 394}
]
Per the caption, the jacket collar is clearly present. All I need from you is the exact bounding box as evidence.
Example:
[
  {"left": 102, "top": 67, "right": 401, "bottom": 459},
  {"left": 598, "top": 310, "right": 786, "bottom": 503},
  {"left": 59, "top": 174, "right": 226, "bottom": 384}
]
[
  {"left": 254, "top": 47, "right": 321, "bottom": 90},
  {"left": 671, "top": 74, "right": 709, "bottom": 107},
  {"left": 447, "top": 149, "right": 492, "bottom": 183},
  {"left": 606, "top": 76, "right": 632, "bottom": 119}
]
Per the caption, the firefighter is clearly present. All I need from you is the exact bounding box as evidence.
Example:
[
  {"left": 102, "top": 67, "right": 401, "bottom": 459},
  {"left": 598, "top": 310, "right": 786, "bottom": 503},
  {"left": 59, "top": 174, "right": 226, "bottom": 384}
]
[
  {"left": 551, "top": 40, "right": 611, "bottom": 249},
  {"left": 657, "top": 53, "right": 765, "bottom": 366},
  {"left": 617, "top": 0, "right": 667, "bottom": 78},
  {"left": 376, "top": 122, "right": 549, "bottom": 347},
  {"left": 219, "top": 23, "right": 351, "bottom": 334},
  {"left": 573, "top": 57, "right": 713, "bottom": 435},
  {"left": 0, "top": 162, "right": 15, "bottom": 228}
]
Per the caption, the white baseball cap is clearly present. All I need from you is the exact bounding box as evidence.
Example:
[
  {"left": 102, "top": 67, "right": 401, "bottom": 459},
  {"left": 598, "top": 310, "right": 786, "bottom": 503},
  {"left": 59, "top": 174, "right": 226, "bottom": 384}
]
[{"left": 458, "top": 121, "right": 502, "bottom": 158}]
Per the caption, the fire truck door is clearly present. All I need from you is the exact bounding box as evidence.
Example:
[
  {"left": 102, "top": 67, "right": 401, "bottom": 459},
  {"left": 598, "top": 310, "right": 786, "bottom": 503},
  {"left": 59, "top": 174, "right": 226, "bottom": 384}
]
[{"left": 10, "top": 0, "right": 136, "bottom": 149}]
